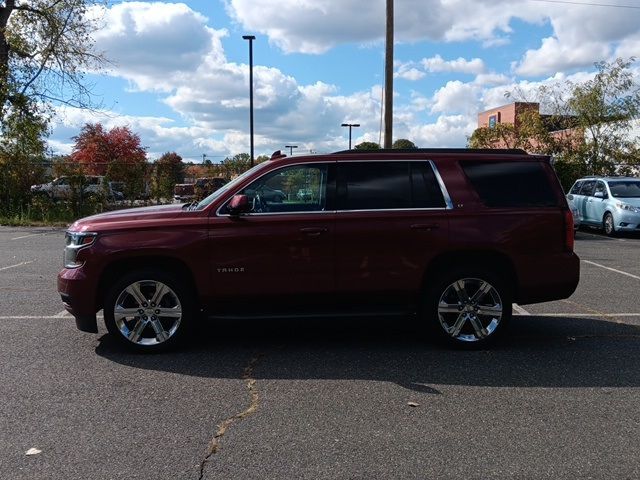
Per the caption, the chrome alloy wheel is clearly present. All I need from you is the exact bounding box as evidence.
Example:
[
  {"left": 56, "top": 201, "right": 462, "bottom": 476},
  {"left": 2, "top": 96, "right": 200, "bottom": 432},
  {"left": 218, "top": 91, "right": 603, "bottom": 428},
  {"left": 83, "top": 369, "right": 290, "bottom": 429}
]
[
  {"left": 113, "top": 280, "right": 182, "bottom": 346},
  {"left": 437, "top": 278, "right": 503, "bottom": 342}
]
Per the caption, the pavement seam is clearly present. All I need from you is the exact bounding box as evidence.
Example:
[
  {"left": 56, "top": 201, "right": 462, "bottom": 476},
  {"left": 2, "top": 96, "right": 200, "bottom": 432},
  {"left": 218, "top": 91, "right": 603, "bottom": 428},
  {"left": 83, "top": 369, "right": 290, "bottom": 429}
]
[{"left": 198, "top": 352, "right": 263, "bottom": 480}]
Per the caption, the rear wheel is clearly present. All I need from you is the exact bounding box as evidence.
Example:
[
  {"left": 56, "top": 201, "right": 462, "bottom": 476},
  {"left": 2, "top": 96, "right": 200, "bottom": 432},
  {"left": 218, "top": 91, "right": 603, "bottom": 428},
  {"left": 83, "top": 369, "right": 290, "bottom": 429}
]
[
  {"left": 104, "top": 269, "right": 194, "bottom": 352},
  {"left": 603, "top": 212, "right": 616, "bottom": 236},
  {"left": 424, "top": 268, "right": 511, "bottom": 348}
]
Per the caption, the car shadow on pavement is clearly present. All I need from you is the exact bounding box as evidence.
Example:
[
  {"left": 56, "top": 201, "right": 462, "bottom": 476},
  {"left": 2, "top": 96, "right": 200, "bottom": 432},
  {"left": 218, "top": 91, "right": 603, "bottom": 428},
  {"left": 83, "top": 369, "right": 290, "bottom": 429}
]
[{"left": 95, "top": 315, "right": 640, "bottom": 393}]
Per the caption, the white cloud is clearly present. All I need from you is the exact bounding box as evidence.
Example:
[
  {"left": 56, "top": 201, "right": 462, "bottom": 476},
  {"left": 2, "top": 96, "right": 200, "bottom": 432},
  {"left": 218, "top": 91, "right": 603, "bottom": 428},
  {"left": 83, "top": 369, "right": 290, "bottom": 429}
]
[
  {"left": 92, "top": 2, "right": 227, "bottom": 92},
  {"left": 421, "top": 55, "right": 486, "bottom": 75},
  {"left": 514, "top": 3, "right": 640, "bottom": 76},
  {"left": 430, "top": 81, "right": 481, "bottom": 115}
]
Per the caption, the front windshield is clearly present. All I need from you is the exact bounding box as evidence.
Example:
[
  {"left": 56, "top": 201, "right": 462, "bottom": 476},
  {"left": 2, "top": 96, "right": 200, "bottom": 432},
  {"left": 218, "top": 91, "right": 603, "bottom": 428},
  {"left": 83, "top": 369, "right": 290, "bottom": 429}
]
[
  {"left": 193, "top": 162, "right": 271, "bottom": 210},
  {"left": 608, "top": 180, "right": 640, "bottom": 198}
]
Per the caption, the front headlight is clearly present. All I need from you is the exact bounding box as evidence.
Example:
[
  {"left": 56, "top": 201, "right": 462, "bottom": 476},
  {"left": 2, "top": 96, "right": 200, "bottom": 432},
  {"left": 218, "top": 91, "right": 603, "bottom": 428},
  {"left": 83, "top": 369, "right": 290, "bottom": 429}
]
[
  {"left": 616, "top": 202, "right": 640, "bottom": 213},
  {"left": 64, "top": 232, "right": 97, "bottom": 268}
]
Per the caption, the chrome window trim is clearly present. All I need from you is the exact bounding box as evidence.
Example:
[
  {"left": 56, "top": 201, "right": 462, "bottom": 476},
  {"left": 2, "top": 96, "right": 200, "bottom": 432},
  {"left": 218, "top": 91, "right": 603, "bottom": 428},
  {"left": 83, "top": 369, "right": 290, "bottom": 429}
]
[
  {"left": 215, "top": 158, "right": 454, "bottom": 217},
  {"left": 428, "top": 160, "right": 454, "bottom": 210}
]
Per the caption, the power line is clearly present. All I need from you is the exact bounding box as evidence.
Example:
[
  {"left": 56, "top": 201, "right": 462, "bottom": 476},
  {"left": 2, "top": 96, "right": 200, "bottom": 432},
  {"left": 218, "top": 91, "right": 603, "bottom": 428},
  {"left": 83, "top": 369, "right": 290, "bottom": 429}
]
[{"left": 529, "top": 0, "right": 640, "bottom": 9}]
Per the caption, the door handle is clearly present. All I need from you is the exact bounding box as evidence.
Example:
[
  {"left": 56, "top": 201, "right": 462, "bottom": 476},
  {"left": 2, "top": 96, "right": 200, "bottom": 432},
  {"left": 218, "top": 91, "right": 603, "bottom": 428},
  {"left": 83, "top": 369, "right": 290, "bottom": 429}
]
[
  {"left": 300, "top": 227, "right": 328, "bottom": 236},
  {"left": 411, "top": 224, "right": 439, "bottom": 231}
]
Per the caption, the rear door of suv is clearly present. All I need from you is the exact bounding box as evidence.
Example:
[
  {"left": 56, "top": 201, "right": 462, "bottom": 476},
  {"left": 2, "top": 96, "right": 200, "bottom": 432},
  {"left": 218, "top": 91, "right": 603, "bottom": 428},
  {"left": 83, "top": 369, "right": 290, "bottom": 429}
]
[{"left": 333, "top": 159, "right": 450, "bottom": 312}]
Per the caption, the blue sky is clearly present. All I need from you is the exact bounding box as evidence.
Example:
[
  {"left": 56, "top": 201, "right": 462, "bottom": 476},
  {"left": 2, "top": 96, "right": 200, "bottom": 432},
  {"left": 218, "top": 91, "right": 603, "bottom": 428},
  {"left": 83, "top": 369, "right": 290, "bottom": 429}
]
[{"left": 48, "top": 0, "right": 640, "bottom": 163}]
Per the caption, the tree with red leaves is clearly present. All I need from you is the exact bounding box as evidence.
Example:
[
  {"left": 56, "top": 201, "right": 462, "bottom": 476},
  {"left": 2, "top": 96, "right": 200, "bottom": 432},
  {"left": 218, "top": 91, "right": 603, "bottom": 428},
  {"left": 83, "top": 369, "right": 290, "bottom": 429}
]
[{"left": 71, "top": 123, "right": 147, "bottom": 176}]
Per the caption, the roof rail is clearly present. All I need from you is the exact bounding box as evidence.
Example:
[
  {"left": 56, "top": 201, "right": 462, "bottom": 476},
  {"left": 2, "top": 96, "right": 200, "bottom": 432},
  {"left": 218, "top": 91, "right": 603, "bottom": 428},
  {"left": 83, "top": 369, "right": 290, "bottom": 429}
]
[{"left": 331, "top": 148, "right": 529, "bottom": 155}]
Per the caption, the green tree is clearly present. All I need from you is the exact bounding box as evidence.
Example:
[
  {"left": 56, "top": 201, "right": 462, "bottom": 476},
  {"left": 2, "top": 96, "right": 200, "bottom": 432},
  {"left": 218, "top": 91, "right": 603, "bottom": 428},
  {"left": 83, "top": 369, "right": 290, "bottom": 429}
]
[
  {"left": 0, "top": 0, "right": 106, "bottom": 121},
  {"left": 354, "top": 141, "right": 380, "bottom": 150},
  {"left": 469, "top": 57, "right": 640, "bottom": 187},
  {"left": 392, "top": 139, "right": 417, "bottom": 149},
  {"left": 152, "top": 152, "right": 184, "bottom": 202},
  {"left": 0, "top": 93, "right": 48, "bottom": 215}
]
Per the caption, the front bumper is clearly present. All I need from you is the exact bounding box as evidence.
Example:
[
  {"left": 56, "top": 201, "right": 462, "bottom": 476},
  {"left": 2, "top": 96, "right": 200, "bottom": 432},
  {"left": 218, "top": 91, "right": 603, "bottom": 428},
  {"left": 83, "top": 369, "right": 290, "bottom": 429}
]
[
  {"left": 614, "top": 210, "right": 640, "bottom": 232},
  {"left": 57, "top": 267, "right": 99, "bottom": 333}
]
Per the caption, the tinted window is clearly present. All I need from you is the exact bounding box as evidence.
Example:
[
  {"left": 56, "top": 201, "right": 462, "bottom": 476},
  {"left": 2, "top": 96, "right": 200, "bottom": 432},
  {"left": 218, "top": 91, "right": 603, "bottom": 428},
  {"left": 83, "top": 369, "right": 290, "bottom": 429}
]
[
  {"left": 461, "top": 161, "right": 558, "bottom": 208},
  {"left": 594, "top": 181, "right": 606, "bottom": 196},
  {"left": 411, "top": 162, "right": 446, "bottom": 208},
  {"left": 608, "top": 180, "right": 640, "bottom": 198},
  {"left": 338, "top": 162, "right": 445, "bottom": 210},
  {"left": 340, "top": 162, "right": 411, "bottom": 210}
]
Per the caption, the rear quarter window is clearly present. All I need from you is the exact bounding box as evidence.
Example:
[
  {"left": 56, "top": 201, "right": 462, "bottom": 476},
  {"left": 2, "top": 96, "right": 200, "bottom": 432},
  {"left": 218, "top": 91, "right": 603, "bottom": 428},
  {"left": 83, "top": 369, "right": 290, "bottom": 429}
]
[{"left": 461, "top": 160, "right": 558, "bottom": 208}]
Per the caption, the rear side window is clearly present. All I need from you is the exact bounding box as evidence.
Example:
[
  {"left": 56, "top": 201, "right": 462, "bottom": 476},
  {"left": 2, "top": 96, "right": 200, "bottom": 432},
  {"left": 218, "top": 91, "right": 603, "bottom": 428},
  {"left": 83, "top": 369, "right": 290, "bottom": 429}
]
[
  {"left": 338, "top": 161, "right": 445, "bottom": 210},
  {"left": 461, "top": 161, "right": 558, "bottom": 208}
]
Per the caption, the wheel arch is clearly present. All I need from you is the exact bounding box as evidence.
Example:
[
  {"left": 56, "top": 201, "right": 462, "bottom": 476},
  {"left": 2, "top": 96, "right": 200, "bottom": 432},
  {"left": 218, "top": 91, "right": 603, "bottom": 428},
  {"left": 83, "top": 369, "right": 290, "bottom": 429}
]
[
  {"left": 421, "top": 250, "right": 518, "bottom": 296},
  {"left": 97, "top": 255, "right": 200, "bottom": 311}
]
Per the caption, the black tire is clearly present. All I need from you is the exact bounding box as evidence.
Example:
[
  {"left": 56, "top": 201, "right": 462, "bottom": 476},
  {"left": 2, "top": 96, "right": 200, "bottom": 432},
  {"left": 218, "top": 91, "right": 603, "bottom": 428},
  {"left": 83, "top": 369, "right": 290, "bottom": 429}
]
[
  {"left": 104, "top": 268, "right": 194, "bottom": 352},
  {"left": 603, "top": 212, "right": 616, "bottom": 237},
  {"left": 423, "top": 267, "right": 512, "bottom": 349}
]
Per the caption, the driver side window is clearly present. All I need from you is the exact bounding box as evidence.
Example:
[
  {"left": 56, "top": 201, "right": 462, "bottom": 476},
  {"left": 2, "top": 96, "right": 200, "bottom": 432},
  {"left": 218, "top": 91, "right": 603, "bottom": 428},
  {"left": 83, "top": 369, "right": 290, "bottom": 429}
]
[{"left": 239, "top": 163, "right": 329, "bottom": 214}]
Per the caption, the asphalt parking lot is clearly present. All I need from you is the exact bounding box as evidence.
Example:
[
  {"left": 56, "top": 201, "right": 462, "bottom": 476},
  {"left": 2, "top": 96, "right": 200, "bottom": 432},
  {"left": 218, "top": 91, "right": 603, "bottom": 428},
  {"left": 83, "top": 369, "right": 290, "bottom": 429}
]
[{"left": 1, "top": 226, "right": 639, "bottom": 479}]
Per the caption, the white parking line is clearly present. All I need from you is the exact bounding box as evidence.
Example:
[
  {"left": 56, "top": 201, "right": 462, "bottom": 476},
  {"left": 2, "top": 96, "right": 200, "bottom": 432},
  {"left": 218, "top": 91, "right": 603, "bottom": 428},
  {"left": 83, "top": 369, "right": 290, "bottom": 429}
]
[
  {"left": 582, "top": 260, "right": 640, "bottom": 281},
  {"left": 513, "top": 304, "right": 531, "bottom": 315},
  {"left": 11, "top": 232, "right": 52, "bottom": 240},
  {"left": 0, "top": 260, "right": 34, "bottom": 271},
  {"left": 533, "top": 313, "right": 640, "bottom": 317}
]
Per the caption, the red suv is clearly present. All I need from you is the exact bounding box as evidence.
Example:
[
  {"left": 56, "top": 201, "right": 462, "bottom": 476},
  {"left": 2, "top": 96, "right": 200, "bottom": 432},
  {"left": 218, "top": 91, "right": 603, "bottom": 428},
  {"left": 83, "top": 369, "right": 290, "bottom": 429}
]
[{"left": 58, "top": 149, "right": 579, "bottom": 351}]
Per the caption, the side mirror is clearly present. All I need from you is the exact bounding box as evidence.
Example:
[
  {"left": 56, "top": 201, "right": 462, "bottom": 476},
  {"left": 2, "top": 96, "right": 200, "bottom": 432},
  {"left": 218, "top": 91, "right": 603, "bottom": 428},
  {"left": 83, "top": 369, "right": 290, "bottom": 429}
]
[
  {"left": 227, "top": 194, "right": 251, "bottom": 217},
  {"left": 594, "top": 191, "right": 605, "bottom": 199}
]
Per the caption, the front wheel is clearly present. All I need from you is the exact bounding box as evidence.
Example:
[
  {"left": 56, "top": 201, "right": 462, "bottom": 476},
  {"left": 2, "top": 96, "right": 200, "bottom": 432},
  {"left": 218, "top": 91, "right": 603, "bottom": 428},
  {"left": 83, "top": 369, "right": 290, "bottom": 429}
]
[
  {"left": 424, "top": 268, "right": 511, "bottom": 348},
  {"left": 104, "top": 269, "right": 194, "bottom": 352},
  {"left": 603, "top": 212, "right": 616, "bottom": 236}
]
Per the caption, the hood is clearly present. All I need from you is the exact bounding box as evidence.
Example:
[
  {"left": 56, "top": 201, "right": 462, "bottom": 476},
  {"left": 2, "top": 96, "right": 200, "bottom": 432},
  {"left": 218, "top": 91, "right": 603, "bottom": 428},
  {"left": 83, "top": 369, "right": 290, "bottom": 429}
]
[{"left": 69, "top": 203, "right": 187, "bottom": 232}]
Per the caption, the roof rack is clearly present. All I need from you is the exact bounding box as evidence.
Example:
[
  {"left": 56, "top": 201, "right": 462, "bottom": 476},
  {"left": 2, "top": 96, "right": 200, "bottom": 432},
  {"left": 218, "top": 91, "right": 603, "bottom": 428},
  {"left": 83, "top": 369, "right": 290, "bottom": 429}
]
[{"left": 331, "top": 148, "right": 529, "bottom": 155}]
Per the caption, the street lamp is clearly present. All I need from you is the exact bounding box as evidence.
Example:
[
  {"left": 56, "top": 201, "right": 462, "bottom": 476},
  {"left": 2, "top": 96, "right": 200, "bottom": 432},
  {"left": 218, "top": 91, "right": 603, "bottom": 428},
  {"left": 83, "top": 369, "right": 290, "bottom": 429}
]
[
  {"left": 341, "top": 123, "right": 360, "bottom": 150},
  {"left": 285, "top": 145, "right": 298, "bottom": 156},
  {"left": 242, "top": 35, "right": 256, "bottom": 167}
]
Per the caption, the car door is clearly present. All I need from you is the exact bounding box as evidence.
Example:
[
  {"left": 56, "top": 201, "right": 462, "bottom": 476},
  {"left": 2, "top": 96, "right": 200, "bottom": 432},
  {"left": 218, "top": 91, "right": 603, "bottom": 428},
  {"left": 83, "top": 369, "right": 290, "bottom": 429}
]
[
  {"left": 578, "top": 180, "right": 596, "bottom": 225},
  {"left": 208, "top": 162, "right": 336, "bottom": 315},
  {"left": 585, "top": 180, "right": 607, "bottom": 225},
  {"left": 333, "top": 160, "right": 450, "bottom": 312}
]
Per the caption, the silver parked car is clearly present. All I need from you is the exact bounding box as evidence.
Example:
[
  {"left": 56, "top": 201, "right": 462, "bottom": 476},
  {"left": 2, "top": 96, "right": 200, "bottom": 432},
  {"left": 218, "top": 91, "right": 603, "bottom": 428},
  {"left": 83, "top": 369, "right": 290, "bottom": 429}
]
[{"left": 567, "top": 176, "right": 640, "bottom": 236}]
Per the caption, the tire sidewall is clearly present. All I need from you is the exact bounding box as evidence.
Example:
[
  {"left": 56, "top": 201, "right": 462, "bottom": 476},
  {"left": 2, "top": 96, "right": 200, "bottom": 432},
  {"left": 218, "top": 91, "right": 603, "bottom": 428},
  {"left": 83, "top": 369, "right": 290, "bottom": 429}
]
[
  {"left": 424, "top": 267, "right": 512, "bottom": 348},
  {"left": 104, "top": 268, "right": 194, "bottom": 353},
  {"left": 603, "top": 212, "right": 616, "bottom": 236}
]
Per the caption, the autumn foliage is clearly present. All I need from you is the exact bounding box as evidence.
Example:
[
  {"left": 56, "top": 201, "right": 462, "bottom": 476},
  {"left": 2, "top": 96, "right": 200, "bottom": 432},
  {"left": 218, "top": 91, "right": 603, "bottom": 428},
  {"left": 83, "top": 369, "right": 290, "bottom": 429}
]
[{"left": 71, "top": 123, "right": 147, "bottom": 177}]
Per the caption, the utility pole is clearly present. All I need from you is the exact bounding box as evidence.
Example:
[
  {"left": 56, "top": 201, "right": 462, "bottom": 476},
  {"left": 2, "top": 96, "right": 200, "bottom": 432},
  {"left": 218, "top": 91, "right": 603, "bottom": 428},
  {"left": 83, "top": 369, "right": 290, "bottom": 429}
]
[
  {"left": 242, "top": 35, "right": 256, "bottom": 167},
  {"left": 384, "top": 0, "right": 394, "bottom": 149}
]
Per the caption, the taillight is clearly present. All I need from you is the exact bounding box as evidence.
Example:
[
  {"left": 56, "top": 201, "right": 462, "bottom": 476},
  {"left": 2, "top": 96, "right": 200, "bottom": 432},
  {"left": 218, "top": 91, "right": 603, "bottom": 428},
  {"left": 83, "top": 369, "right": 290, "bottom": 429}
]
[{"left": 564, "top": 209, "right": 574, "bottom": 252}]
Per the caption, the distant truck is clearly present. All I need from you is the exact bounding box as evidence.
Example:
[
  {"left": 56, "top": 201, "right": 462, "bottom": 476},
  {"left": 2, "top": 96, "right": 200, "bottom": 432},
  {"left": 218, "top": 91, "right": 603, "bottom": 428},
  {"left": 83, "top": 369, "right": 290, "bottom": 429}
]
[{"left": 173, "top": 183, "right": 195, "bottom": 203}]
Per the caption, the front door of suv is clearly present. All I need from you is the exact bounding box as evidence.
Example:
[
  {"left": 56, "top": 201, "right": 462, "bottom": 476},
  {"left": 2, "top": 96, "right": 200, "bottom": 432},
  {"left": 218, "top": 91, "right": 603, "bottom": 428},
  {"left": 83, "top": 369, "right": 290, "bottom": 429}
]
[
  {"left": 334, "top": 160, "right": 450, "bottom": 313},
  {"left": 208, "top": 162, "right": 335, "bottom": 315}
]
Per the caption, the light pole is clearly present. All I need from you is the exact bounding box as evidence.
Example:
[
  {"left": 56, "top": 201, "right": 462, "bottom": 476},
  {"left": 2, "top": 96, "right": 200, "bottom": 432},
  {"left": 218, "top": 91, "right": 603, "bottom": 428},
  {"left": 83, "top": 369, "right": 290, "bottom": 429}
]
[
  {"left": 341, "top": 123, "right": 360, "bottom": 150},
  {"left": 285, "top": 145, "right": 298, "bottom": 156},
  {"left": 242, "top": 35, "right": 256, "bottom": 167}
]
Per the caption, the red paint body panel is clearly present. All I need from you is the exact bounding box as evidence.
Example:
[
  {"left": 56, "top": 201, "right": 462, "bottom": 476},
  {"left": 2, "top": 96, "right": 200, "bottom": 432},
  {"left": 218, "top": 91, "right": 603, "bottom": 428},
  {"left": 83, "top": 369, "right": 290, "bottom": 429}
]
[{"left": 58, "top": 150, "right": 580, "bottom": 329}]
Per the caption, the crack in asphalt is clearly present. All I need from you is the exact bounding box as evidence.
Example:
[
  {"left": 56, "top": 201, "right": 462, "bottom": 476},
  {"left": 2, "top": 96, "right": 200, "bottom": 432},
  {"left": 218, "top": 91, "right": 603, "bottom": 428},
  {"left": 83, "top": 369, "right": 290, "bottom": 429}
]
[{"left": 198, "top": 352, "right": 263, "bottom": 480}]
